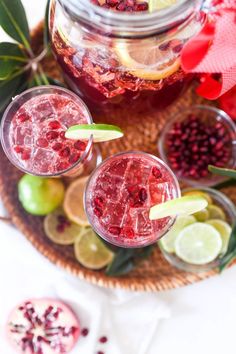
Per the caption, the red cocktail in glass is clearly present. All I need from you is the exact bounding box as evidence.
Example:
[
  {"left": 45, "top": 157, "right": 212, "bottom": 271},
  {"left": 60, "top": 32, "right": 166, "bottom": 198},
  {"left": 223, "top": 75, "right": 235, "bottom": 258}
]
[
  {"left": 1, "top": 86, "right": 101, "bottom": 177},
  {"left": 85, "top": 151, "right": 180, "bottom": 247}
]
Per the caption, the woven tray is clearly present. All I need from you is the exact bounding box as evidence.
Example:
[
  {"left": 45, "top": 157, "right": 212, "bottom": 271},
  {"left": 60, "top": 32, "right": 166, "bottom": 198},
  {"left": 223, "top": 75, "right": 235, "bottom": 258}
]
[{"left": 0, "top": 22, "right": 235, "bottom": 292}]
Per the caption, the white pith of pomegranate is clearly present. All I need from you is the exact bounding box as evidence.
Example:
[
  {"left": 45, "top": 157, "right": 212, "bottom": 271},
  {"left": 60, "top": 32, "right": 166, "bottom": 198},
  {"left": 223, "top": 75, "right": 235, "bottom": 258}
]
[{"left": 6, "top": 298, "right": 80, "bottom": 354}]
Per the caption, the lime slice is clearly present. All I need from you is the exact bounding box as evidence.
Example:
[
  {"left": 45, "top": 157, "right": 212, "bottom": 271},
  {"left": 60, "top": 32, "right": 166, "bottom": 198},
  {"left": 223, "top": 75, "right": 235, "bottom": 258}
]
[
  {"left": 74, "top": 228, "right": 114, "bottom": 270},
  {"left": 206, "top": 219, "right": 232, "bottom": 255},
  {"left": 149, "top": 0, "right": 177, "bottom": 12},
  {"left": 44, "top": 208, "right": 84, "bottom": 245},
  {"left": 159, "top": 215, "right": 196, "bottom": 253},
  {"left": 183, "top": 190, "right": 213, "bottom": 204},
  {"left": 64, "top": 176, "right": 90, "bottom": 227},
  {"left": 65, "top": 124, "right": 124, "bottom": 143},
  {"left": 193, "top": 208, "right": 210, "bottom": 222},
  {"left": 207, "top": 205, "right": 226, "bottom": 221},
  {"left": 175, "top": 223, "right": 222, "bottom": 265},
  {"left": 149, "top": 196, "right": 208, "bottom": 220}
]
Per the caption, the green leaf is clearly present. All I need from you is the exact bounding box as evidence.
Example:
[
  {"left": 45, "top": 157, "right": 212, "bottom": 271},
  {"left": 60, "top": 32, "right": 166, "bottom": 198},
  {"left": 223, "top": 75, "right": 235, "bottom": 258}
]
[
  {"left": 44, "top": 0, "right": 51, "bottom": 48},
  {"left": 135, "top": 245, "right": 153, "bottom": 259},
  {"left": 0, "top": 42, "right": 27, "bottom": 80},
  {"left": 214, "top": 178, "right": 236, "bottom": 190},
  {"left": 0, "top": 75, "right": 22, "bottom": 114},
  {"left": 219, "top": 223, "right": 236, "bottom": 272},
  {"left": 0, "top": 42, "right": 27, "bottom": 62},
  {"left": 209, "top": 165, "right": 236, "bottom": 179},
  {"left": 47, "top": 76, "right": 65, "bottom": 87},
  {"left": 106, "top": 249, "right": 135, "bottom": 276},
  {"left": 0, "top": 0, "right": 30, "bottom": 48}
]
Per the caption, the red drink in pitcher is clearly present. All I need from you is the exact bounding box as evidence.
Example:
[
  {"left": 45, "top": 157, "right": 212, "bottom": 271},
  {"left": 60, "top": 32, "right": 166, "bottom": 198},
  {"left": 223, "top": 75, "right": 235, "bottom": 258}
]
[{"left": 49, "top": 0, "right": 205, "bottom": 113}]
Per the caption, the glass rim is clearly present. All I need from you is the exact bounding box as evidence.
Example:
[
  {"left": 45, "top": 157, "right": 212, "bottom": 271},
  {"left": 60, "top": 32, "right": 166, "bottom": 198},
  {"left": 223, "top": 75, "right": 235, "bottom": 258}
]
[
  {"left": 0, "top": 85, "right": 94, "bottom": 177},
  {"left": 59, "top": 0, "right": 204, "bottom": 36},
  {"left": 84, "top": 150, "right": 181, "bottom": 247},
  {"left": 158, "top": 104, "right": 236, "bottom": 186}
]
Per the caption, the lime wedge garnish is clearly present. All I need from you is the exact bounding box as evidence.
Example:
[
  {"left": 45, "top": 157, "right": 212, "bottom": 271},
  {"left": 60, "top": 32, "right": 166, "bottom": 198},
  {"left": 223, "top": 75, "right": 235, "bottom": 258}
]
[
  {"left": 207, "top": 205, "right": 226, "bottom": 221},
  {"left": 206, "top": 219, "right": 232, "bottom": 255},
  {"left": 74, "top": 228, "right": 114, "bottom": 270},
  {"left": 149, "top": 196, "right": 208, "bottom": 220},
  {"left": 149, "top": 0, "right": 177, "bottom": 12},
  {"left": 65, "top": 124, "right": 124, "bottom": 143},
  {"left": 159, "top": 215, "right": 196, "bottom": 253},
  {"left": 175, "top": 223, "right": 222, "bottom": 265}
]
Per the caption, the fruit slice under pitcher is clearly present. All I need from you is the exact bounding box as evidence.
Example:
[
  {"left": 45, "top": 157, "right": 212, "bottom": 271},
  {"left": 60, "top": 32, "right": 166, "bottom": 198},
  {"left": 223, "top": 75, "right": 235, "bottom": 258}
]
[{"left": 6, "top": 298, "right": 80, "bottom": 354}]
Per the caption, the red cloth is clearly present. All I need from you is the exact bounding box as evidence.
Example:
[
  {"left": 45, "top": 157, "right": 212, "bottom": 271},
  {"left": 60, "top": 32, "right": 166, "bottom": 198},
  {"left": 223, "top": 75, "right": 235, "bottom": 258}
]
[{"left": 180, "top": 2, "right": 236, "bottom": 99}]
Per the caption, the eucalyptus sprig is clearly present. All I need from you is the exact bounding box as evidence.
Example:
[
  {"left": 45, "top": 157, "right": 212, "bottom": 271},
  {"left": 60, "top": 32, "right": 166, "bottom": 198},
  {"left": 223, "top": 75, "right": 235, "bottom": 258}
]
[{"left": 0, "top": 0, "right": 60, "bottom": 114}]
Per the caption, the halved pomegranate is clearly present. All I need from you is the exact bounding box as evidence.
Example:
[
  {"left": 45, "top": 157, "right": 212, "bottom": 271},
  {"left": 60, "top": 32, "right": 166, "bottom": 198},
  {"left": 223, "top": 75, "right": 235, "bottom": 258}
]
[{"left": 6, "top": 298, "right": 80, "bottom": 354}]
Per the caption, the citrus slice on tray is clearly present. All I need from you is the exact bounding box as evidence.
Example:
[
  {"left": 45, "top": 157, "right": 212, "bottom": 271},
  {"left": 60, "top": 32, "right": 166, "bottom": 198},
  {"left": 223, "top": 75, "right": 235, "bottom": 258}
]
[
  {"left": 159, "top": 215, "right": 196, "bottom": 253},
  {"left": 66, "top": 124, "right": 124, "bottom": 142},
  {"left": 206, "top": 219, "right": 232, "bottom": 255},
  {"left": 149, "top": 0, "right": 177, "bottom": 11},
  {"left": 193, "top": 208, "right": 210, "bottom": 222},
  {"left": 74, "top": 228, "right": 114, "bottom": 270},
  {"left": 44, "top": 208, "right": 84, "bottom": 245},
  {"left": 149, "top": 196, "right": 208, "bottom": 220},
  {"left": 115, "top": 40, "right": 180, "bottom": 81},
  {"left": 207, "top": 205, "right": 226, "bottom": 221},
  {"left": 64, "top": 176, "right": 90, "bottom": 226},
  {"left": 175, "top": 223, "right": 222, "bottom": 265}
]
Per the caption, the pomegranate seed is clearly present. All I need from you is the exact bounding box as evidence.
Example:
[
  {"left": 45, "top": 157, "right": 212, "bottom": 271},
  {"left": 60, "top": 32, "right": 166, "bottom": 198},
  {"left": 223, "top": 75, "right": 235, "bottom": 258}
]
[
  {"left": 108, "top": 226, "right": 121, "bottom": 235},
  {"left": 48, "top": 120, "right": 61, "bottom": 129},
  {"left": 172, "top": 44, "right": 183, "bottom": 53},
  {"left": 106, "top": 0, "right": 119, "bottom": 6},
  {"left": 152, "top": 167, "right": 162, "bottom": 179},
  {"left": 159, "top": 41, "right": 170, "bottom": 51},
  {"left": 37, "top": 138, "right": 48, "bottom": 148},
  {"left": 59, "top": 147, "right": 71, "bottom": 158},
  {"left": 14, "top": 146, "right": 24, "bottom": 153},
  {"left": 81, "top": 328, "right": 89, "bottom": 337},
  {"left": 134, "top": 2, "right": 148, "bottom": 11},
  {"left": 94, "top": 196, "right": 104, "bottom": 208},
  {"left": 21, "top": 151, "right": 30, "bottom": 160},
  {"left": 46, "top": 131, "right": 59, "bottom": 140},
  {"left": 124, "top": 227, "right": 134, "bottom": 238},
  {"left": 69, "top": 153, "right": 80, "bottom": 164},
  {"left": 17, "top": 113, "right": 30, "bottom": 122},
  {"left": 52, "top": 142, "right": 63, "bottom": 151},
  {"left": 139, "top": 188, "right": 147, "bottom": 202},
  {"left": 60, "top": 131, "right": 66, "bottom": 139},
  {"left": 94, "top": 207, "right": 103, "bottom": 218},
  {"left": 97, "top": 352, "right": 104, "bottom": 354},
  {"left": 74, "top": 141, "right": 87, "bottom": 151},
  {"left": 99, "top": 336, "right": 108, "bottom": 343},
  {"left": 57, "top": 161, "right": 70, "bottom": 171}
]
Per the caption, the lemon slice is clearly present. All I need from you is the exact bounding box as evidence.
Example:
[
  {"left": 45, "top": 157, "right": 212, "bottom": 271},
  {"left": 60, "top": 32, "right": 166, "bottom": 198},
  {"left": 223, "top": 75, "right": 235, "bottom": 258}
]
[
  {"left": 74, "top": 228, "right": 114, "bottom": 270},
  {"left": 63, "top": 176, "right": 90, "bottom": 226},
  {"left": 193, "top": 208, "right": 210, "bottom": 222},
  {"left": 149, "top": 0, "right": 177, "bottom": 12},
  {"left": 206, "top": 219, "right": 232, "bottom": 255},
  {"left": 175, "top": 223, "right": 222, "bottom": 265},
  {"left": 207, "top": 205, "right": 226, "bottom": 221},
  {"left": 115, "top": 41, "right": 180, "bottom": 81},
  {"left": 149, "top": 196, "right": 208, "bottom": 220},
  {"left": 159, "top": 215, "right": 196, "bottom": 253},
  {"left": 183, "top": 190, "right": 213, "bottom": 204},
  {"left": 66, "top": 124, "right": 123, "bottom": 142},
  {"left": 44, "top": 208, "right": 84, "bottom": 245}
]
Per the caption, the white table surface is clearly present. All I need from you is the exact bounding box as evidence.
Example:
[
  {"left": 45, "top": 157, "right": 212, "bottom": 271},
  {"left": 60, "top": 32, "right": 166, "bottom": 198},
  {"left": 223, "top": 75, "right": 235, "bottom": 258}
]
[{"left": 1, "top": 1, "right": 236, "bottom": 353}]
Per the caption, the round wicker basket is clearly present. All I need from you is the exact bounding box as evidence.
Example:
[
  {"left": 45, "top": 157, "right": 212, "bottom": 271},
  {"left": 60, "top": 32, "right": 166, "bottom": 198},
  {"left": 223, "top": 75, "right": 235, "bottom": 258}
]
[{"left": 0, "top": 22, "right": 235, "bottom": 291}]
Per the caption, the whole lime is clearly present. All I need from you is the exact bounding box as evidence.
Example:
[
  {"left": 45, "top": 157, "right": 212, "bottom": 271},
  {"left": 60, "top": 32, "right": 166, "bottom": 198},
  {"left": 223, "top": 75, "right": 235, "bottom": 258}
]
[{"left": 18, "top": 175, "right": 65, "bottom": 215}]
